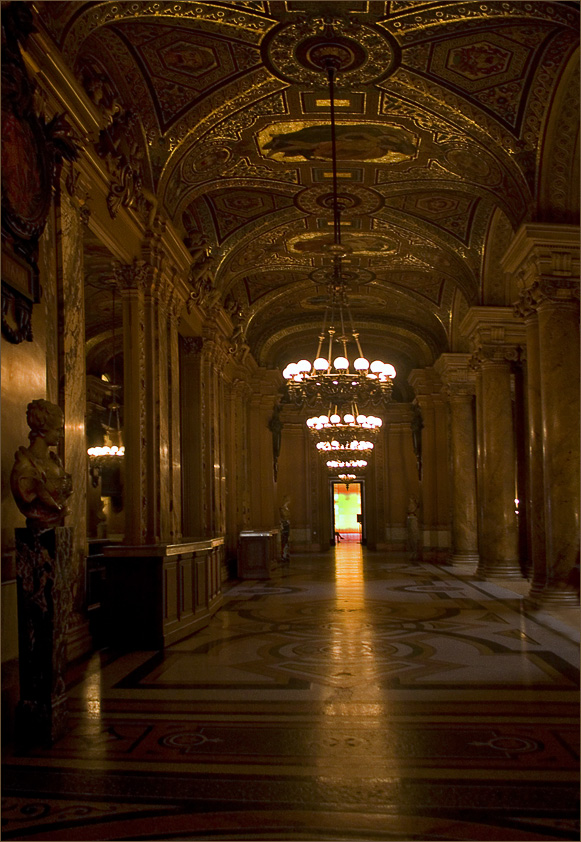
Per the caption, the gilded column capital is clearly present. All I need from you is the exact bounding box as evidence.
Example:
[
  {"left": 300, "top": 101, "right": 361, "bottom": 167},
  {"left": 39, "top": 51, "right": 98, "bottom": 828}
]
[{"left": 112, "top": 258, "right": 149, "bottom": 293}]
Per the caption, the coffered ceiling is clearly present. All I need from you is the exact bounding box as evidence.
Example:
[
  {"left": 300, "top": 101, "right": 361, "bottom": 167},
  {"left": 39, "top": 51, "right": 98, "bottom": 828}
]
[{"left": 35, "top": 0, "right": 580, "bottom": 389}]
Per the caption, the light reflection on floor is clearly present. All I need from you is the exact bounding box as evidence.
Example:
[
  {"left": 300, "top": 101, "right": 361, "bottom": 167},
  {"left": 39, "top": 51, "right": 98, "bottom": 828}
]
[{"left": 2, "top": 550, "right": 579, "bottom": 841}]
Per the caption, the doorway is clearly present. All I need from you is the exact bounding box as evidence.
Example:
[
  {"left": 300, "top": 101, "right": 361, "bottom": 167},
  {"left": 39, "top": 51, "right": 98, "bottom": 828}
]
[{"left": 332, "top": 481, "right": 364, "bottom": 544}]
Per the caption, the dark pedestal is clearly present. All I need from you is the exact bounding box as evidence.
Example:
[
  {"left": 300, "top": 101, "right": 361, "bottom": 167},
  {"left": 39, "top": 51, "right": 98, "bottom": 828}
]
[
  {"left": 237, "top": 529, "right": 281, "bottom": 579},
  {"left": 15, "top": 526, "right": 72, "bottom": 747}
]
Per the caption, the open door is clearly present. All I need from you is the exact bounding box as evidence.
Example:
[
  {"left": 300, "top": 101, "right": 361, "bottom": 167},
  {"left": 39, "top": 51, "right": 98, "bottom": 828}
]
[{"left": 332, "top": 481, "right": 364, "bottom": 544}]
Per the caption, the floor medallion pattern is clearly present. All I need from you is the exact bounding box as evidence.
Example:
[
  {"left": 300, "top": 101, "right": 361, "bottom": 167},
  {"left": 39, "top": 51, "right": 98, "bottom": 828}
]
[{"left": 2, "top": 548, "right": 579, "bottom": 841}]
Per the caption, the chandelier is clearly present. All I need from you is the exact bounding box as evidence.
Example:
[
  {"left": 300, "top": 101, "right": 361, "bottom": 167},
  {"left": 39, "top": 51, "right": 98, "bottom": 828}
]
[
  {"left": 307, "top": 403, "right": 382, "bottom": 456},
  {"left": 88, "top": 285, "right": 125, "bottom": 468},
  {"left": 281, "top": 30, "right": 395, "bottom": 410},
  {"left": 326, "top": 458, "right": 367, "bottom": 471}
]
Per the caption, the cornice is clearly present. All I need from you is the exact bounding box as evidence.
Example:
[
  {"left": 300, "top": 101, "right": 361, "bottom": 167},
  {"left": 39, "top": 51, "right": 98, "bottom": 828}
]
[
  {"left": 502, "top": 223, "right": 581, "bottom": 281},
  {"left": 459, "top": 306, "right": 526, "bottom": 349}
]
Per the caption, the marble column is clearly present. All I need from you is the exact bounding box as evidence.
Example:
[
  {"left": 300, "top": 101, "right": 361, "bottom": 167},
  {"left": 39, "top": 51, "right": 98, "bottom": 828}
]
[
  {"left": 460, "top": 308, "right": 526, "bottom": 579},
  {"left": 168, "top": 293, "right": 183, "bottom": 543},
  {"left": 513, "top": 300, "right": 546, "bottom": 595},
  {"left": 114, "top": 260, "right": 148, "bottom": 545},
  {"left": 199, "top": 331, "right": 228, "bottom": 537},
  {"left": 55, "top": 181, "right": 89, "bottom": 659},
  {"left": 435, "top": 353, "right": 479, "bottom": 568},
  {"left": 504, "top": 224, "right": 580, "bottom": 605},
  {"left": 407, "top": 368, "right": 451, "bottom": 560},
  {"left": 536, "top": 284, "right": 579, "bottom": 601},
  {"left": 472, "top": 349, "right": 521, "bottom": 578},
  {"left": 225, "top": 378, "right": 252, "bottom": 559},
  {"left": 180, "top": 336, "right": 203, "bottom": 539}
]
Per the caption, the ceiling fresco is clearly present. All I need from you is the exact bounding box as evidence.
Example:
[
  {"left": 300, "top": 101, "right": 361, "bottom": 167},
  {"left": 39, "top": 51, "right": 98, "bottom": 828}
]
[{"left": 35, "top": 0, "right": 580, "bottom": 382}]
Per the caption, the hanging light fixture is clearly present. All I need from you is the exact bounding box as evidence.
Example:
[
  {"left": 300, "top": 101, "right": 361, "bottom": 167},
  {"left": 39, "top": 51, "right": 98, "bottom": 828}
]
[
  {"left": 88, "top": 284, "right": 125, "bottom": 467},
  {"left": 281, "top": 30, "right": 395, "bottom": 410},
  {"left": 306, "top": 402, "right": 382, "bottom": 457},
  {"left": 326, "top": 458, "right": 367, "bottom": 471}
]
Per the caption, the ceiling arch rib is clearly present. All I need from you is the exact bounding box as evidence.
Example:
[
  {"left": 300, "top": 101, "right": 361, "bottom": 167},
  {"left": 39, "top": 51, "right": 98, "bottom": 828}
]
[{"left": 31, "top": 1, "right": 576, "bottom": 387}]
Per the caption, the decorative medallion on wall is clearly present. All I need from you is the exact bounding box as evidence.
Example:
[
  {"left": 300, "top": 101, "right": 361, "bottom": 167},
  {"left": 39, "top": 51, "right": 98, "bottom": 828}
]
[
  {"left": 261, "top": 15, "right": 400, "bottom": 86},
  {"left": 1, "top": 3, "right": 77, "bottom": 343}
]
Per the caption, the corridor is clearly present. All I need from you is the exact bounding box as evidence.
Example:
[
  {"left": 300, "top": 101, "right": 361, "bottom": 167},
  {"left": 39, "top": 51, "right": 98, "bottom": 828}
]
[{"left": 2, "top": 548, "right": 579, "bottom": 842}]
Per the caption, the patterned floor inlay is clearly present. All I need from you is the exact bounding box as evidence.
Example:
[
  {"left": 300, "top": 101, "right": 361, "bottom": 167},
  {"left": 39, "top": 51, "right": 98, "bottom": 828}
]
[{"left": 2, "top": 549, "right": 579, "bottom": 841}]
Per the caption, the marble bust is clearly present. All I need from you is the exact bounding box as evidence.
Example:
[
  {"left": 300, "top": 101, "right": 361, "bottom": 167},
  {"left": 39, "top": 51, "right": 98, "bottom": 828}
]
[{"left": 11, "top": 399, "right": 72, "bottom": 529}]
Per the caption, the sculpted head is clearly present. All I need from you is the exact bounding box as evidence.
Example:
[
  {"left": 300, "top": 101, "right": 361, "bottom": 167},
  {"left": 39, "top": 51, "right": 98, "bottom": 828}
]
[{"left": 27, "top": 400, "right": 64, "bottom": 445}]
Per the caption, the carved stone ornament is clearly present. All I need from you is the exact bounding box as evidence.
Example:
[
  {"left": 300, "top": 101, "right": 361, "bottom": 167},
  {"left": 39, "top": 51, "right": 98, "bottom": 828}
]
[
  {"left": 515, "top": 277, "right": 580, "bottom": 317},
  {"left": 11, "top": 400, "right": 73, "bottom": 531},
  {"left": 470, "top": 344, "right": 522, "bottom": 368},
  {"left": 79, "top": 59, "right": 151, "bottom": 222},
  {"left": 1, "top": 3, "right": 78, "bottom": 344}
]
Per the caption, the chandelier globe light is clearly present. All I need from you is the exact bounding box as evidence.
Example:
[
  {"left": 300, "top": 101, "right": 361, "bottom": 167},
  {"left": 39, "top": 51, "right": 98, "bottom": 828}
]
[
  {"left": 326, "top": 458, "right": 368, "bottom": 471},
  {"left": 306, "top": 402, "right": 382, "bottom": 457}
]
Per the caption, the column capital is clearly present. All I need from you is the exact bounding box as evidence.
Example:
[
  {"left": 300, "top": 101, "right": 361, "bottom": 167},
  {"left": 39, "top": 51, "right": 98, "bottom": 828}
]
[
  {"left": 470, "top": 343, "right": 521, "bottom": 369},
  {"left": 112, "top": 258, "right": 149, "bottom": 292},
  {"left": 182, "top": 336, "right": 204, "bottom": 356},
  {"left": 460, "top": 306, "right": 526, "bottom": 356},
  {"left": 501, "top": 223, "right": 580, "bottom": 288},
  {"left": 434, "top": 353, "right": 476, "bottom": 397},
  {"left": 407, "top": 366, "right": 443, "bottom": 398},
  {"left": 514, "top": 277, "right": 580, "bottom": 320}
]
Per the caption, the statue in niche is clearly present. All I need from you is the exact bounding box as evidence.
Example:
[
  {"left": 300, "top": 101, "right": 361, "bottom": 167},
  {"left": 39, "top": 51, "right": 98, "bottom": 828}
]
[
  {"left": 410, "top": 403, "right": 424, "bottom": 480},
  {"left": 280, "top": 495, "right": 291, "bottom": 564},
  {"left": 11, "top": 400, "right": 72, "bottom": 530},
  {"left": 268, "top": 401, "right": 283, "bottom": 483},
  {"left": 406, "top": 494, "right": 421, "bottom": 561}
]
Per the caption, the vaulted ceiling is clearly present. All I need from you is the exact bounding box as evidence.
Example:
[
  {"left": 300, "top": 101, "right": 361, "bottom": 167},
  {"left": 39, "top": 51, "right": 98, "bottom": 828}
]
[{"left": 36, "top": 1, "right": 580, "bottom": 389}]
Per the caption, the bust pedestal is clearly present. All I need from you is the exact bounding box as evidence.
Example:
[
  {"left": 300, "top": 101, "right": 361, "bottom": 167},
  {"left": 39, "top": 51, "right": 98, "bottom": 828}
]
[{"left": 15, "top": 526, "right": 72, "bottom": 747}]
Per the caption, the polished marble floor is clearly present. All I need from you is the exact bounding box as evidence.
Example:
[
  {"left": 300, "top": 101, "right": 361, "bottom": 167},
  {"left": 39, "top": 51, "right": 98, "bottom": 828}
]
[{"left": 2, "top": 547, "right": 579, "bottom": 841}]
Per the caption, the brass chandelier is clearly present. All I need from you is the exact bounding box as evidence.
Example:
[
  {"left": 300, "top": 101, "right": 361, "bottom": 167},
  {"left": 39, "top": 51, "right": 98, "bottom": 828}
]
[{"left": 282, "top": 32, "right": 395, "bottom": 414}]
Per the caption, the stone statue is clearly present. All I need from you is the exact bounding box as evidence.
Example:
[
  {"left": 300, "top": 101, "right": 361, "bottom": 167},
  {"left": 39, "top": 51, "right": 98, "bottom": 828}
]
[
  {"left": 280, "top": 495, "right": 291, "bottom": 564},
  {"left": 410, "top": 403, "right": 424, "bottom": 480},
  {"left": 406, "top": 494, "right": 421, "bottom": 561},
  {"left": 268, "top": 402, "right": 283, "bottom": 482},
  {"left": 11, "top": 400, "right": 72, "bottom": 530}
]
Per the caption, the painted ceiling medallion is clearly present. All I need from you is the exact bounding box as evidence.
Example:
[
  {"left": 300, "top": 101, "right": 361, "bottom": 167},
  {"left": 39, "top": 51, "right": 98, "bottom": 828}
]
[
  {"left": 261, "top": 17, "right": 399, "bottom": 86},
  {"left": 295, "top": 184, "right": 384, "bottom": 217}
]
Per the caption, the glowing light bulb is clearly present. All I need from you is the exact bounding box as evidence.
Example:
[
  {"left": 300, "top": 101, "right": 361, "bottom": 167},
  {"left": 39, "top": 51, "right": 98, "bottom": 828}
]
[
  {"left": 333, "top": 356, "right": 349, "bottom": 370},
  {"left": 353, "top": 357, "right": 369, "bottom": 370},
  {"left": 314, "top": 357, "right": 329, "bottom": 371}
]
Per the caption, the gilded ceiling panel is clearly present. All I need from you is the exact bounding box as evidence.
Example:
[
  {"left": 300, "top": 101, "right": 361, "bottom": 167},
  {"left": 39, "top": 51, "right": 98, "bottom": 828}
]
[
  {"left": 108, "top": 20, "right": 261, "bottom": 132},
  {"left": 33, "top": 1, "right": 578, "bottom": 377}
]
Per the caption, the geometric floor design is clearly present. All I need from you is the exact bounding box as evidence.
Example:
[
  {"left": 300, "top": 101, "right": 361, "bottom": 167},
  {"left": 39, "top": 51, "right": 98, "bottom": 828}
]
[{"left": 2, "top": 547, "right": 579, "bottom": 841}]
